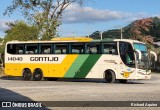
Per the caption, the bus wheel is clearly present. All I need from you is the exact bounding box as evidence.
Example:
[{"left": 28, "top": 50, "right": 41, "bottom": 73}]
[
  {"left": 119, "top": 80, "right": 127, "bottom": 83},
  {"left": 33, "top": 69, "right": 43, "bottom": 81},
  {"left": 105, "top": 70, "right": 116, "bottom": 83},
  {"left": 22, "top": 69, "right": 32, "bottom": 81}
]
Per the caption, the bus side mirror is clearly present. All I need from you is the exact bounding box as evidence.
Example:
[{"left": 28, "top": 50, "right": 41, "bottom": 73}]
[
  {"left": 149, "top": 51, "right": 157, "bottom": 61},
  {"left": 135, "top": 49, "right": 142, "bottom": 60}
]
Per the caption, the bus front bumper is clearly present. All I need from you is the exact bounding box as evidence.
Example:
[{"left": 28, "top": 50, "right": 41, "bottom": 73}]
[{"left": 135, "top": 71, "right": 151, "bottom": 79}]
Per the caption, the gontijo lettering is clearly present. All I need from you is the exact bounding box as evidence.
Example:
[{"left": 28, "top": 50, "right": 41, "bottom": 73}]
[{"left": 30, "top": 57, "right": 58, "bottom": 61}]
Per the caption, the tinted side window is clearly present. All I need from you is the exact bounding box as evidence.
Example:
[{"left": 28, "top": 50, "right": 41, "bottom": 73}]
[
  {"left": 40, "top": 44, "right": 52, "bottom": 54},
  {"left": 25, "top": 44, "right": 38, "bottom": 54},
  {"left": 70, "top": 43, "right": 85, "bottom": 54},
  {"left": 102, "top": 43, "right": 117, "bottom": 55},
  {"left": 85, "top": 43, "right": 101, "bottom": 54},
  {"left": 7, "top": 44, "right": 24, "bottom": 54},
  {"left": 54, "top": 44, "right": 68, "bottom": 54}
]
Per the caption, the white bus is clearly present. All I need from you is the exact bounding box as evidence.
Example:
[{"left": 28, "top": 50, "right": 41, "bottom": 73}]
[{"left": 4, "top": 38, "right": 157, "bottom": 83}]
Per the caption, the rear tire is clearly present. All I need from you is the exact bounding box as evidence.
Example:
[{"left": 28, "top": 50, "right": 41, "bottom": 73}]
[
  {"left": 105, "top": 70, "right": 116, "bottom": 83},
  {"left": 33, "top": 69, "right": 43, "bottom": 81},
  {"left": 22, "top": 69, "right": 32, "bottom": 81},
  {"left": 119, "top": 79, "right": 127, "bottom": 83}
]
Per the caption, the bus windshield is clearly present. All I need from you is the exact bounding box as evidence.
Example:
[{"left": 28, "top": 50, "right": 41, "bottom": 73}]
[{"left": 133, "top": 43, "right": 149, "bottom": 69}]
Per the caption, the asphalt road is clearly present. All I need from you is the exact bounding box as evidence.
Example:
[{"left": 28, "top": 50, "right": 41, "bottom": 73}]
[{"left": 0, "top": 73, "right": 160, "bottom": 110}]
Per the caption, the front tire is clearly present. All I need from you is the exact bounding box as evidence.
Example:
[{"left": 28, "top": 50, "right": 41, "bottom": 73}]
[
  {"left": 33, "top": 69, "right": 43, "bottom": 81},
  {"left": 22, "top": 69, "right": 32, "bottom": 81},
  {"left": 105, "top": 70, "right": 116, "bottom": 83}
]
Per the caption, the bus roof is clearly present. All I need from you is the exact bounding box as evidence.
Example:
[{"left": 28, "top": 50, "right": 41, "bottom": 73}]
[
  {"left": 113, "top": 39, "right": 145, "bottom": 44},
  {"left": 6, "top": 37, "right": 145, "bottom": 44},
  {"left": 51, "top": 37, "right": 93, "bottom": 41}
]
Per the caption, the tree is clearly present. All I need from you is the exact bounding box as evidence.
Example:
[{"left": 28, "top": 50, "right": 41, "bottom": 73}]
[
  {"left": 129, "top": 18, "right": 153, "bottom": 43},
  {"left": 0, "top": 38, "right": 4, "bottom": 53},
  {"left": 4, "top": 21, "right": 39, "bottom": 43},
  {"left": 4, "top": 0, "right": 87, "bottom": 40},
  {"left": 149, "top": 17, "right": 160, "bottom": 40}
]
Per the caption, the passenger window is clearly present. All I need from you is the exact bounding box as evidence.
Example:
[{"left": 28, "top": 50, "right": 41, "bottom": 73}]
[
  {"left": 86, "top": 43, "right": 101, "bottom": 54},
  {"left": 71, "top": 43, "right": 85, "bottom": 54},
  {"left": 7, "top": 44, "right": 24, "bottom": 54},
  {"left": 16, "top": 45, "right": 24, "bottom": 54},
  {"left": 25, "top": 44, "right": 38, "bottom": 54},
  {"left": 102, "top": 43, "right": 117, "bottom": 55},
  {"left": 54, "top": 44, "right": 68, "bottom": 54},
  {"left": 40, "top": 45, "right": 51, "bottom": 54}
]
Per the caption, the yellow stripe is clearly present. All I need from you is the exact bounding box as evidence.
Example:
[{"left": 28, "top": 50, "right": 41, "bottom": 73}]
[
  {"left": 5, "top": 63, "right": 48, "bottom": 76},
  {"left": 48, "top": 55, "right": 78, "bottom": 77},
  {"left": 5, "top": 55, "right": 78, "bottom": 78},
  {"left": 51, "top": 37, "right": 93, "bottom": 42}
]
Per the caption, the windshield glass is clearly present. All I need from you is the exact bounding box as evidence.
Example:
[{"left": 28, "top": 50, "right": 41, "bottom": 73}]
[
  {"left": 133, "top": 43, "right": 147, "bottom": 52},
  {"left": 119, "top": 42, "right": 135, "bottom": 68},
  {"left": 133, "top": 43, "right": 150, "bottom": 69}
]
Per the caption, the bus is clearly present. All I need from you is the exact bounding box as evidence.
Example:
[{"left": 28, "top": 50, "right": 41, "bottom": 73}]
[{"left": 4, "top": 37, "right": 157, "bottom": 83}]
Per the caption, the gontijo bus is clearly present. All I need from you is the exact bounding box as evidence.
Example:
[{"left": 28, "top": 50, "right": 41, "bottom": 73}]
[{"left": 4, "top": 37, "right": 157, "bottom": 83}]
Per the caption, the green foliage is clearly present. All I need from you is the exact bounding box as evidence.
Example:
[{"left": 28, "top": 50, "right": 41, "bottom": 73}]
[
  {"left": 0, "top": 45, "right": 5, "bottom": 54},
  {"left": 149, "top": 17, "right": 160, "bottom": 40},
  {"left": 0, "top": 38, "right": 3, "bottom": 42},
  {"left": 4, "top": 21, "right": 38, "bottom": 43},
  {"left": 90, "top": 17, "right": 160, "bottom": 43},
  {"left": 0, "top": 38, "right": 4, "bottom": 54}
]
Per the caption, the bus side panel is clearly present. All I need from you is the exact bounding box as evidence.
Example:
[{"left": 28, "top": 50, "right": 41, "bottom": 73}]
[
  {"left": 73, "top": 54, "right": 102, "bottom": 78},
  {"left": 5, "top": 63, "right": 22, "bottom": 76},
  {"left": 64, "top": 54, "right": 89, "bottom": 78},
  {"left": 21, "top": 64, "right": 48, "bottom": 76},
  {"left": 5, "top": 63, "right": 49, "bottom": 77},
  {"left": 48, "top": 54, "right": 102, "bottom": 79},
  {"left": 48, "top": 55, "right": 78, "bottom": 78},
  {"left": 90, "top": 55, "right": 137, "bottom": 80},
  {"left": 86, "top": 55, "right": 119, "bottom": 79}
]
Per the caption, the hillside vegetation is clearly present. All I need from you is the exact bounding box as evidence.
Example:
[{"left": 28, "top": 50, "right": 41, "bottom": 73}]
[{"left": 90, "top": 17, "right": 160, "bottom": 43}]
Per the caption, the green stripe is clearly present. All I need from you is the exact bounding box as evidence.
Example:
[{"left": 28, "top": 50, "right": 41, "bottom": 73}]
[
  {"left": 64, "top": 55, "right": 89, "bottom": 78},
  {"left": 73, "top": 54, "right": 102, "bottom": 78}
]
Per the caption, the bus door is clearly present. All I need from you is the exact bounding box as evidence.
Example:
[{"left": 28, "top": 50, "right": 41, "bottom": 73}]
[{"left": 118, "top": 42, "right": 136, "bottom": 79}]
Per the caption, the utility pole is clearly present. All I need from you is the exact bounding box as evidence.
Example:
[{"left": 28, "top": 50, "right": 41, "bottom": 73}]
[
  {"left": 100, "top": 31, "right": 103, "bottom": 40},
  {"left": 120, "top": 27, "right": 123, "bottom": 39},
  {"left": 114, "top": 25, "right": 123, "bottom": 39},
  {"left": 87, "top": 23, "right": 91, "bottom": 38}
]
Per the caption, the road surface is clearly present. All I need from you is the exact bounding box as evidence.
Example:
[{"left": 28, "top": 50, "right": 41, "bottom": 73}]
[{"left": 0, "top": 73, "right": 160, "bottom": 110}]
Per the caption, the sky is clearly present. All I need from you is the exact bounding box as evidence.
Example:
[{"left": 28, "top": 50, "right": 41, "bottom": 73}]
[{"left": 0, "top": 0, "right": 160, "bottom": 38}]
